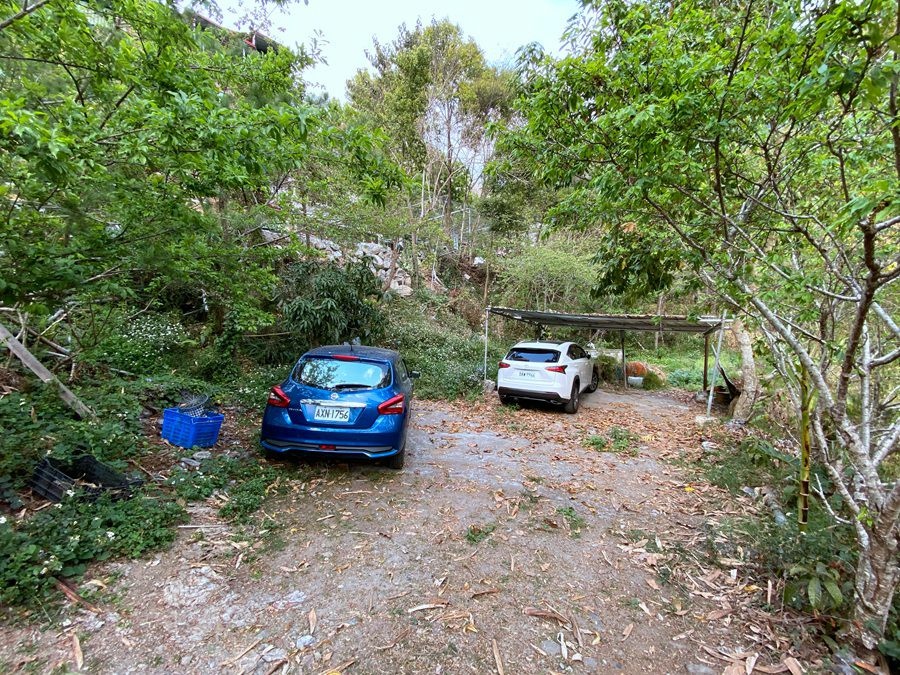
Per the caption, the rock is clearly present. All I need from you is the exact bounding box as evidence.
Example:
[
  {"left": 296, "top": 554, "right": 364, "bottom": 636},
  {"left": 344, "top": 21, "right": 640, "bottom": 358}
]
[
  {"left": 180, "top": 655, "right": 192, "bottom": 666},
  {"left": 262, "top": 648, "right": 287, "bottom": 663},
  {"left": 272, "top": 589, "right": 307, "bottom": 610},
  {"left": 300, "top": 654, "right": 316, "bottom": 670},
  {"left": 539, "top": 639, "right": 561, "bottom": 656},
  {"left": 162, "top": 567, "right": 220, "bottom": 608},
  {"left": 192, "top": 451, "right": 213, "bottom": 461},
  {"left": 686, "top": 665, "right": 717, "bottom": 675},
  {"left": 482, "top": 379, "right": 496, "bottom": 395},
  {"left": 392, "top": 284, "right": 414, "bottom": 297},
  {"left": 700, "top": 440, "right": 719, "bottom": 452},
  {"left": 179, "top": 457, "right": 201, "bottom": 469},
  {"left": 694, "top": 415, "right": 718, "bottom": 427},
  {"left": 295, "top": 634, "right": 316, "bottom": 650}
]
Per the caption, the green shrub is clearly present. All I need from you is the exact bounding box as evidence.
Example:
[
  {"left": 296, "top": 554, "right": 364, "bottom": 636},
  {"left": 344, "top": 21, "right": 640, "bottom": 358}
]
[
  {"left": 383, "top": 294, "right": 500, "bottom": 399},
  {"left": 595, "top": 355, "right": 619, "bottom": 383},
  {"left": 668, "top": 368, "right": 704, "bottom": 388},
  {"left": 642, "top": 370, "right": 664, "bottom": 389},
  {"left": 86, "top": 313, "right": 193, "bottom": 374},
  {"left": 168, "top": 455, "right": 282, "bottom": 522},
  {"left": 585, "top": 427, "right": 639, "bottom": 456},
  {"left": 0, "top": 491, "right": 185, "bottom": 606}
]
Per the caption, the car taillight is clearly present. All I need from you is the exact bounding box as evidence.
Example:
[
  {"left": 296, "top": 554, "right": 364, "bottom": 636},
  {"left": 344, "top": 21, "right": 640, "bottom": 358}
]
[
  {"left": 267, "top": 385, "right": 290, "bottom": 408},
  {"left": 545, "top": 365, "right": 567, "bottom": 373},
  {"left": 498, "top": 361, "right": 510, "bottom": 369},
  {"left": 378, "top": 393, "right": 405, "bottom": 415}
]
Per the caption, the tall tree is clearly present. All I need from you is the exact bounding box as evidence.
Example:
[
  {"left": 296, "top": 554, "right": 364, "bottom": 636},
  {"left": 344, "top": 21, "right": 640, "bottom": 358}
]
[
  {"left": 506, "top": 0, "right": 899, "bottom": 648},
  {"left": 348, "top": 20, "right": 513, "bottom": 275}
]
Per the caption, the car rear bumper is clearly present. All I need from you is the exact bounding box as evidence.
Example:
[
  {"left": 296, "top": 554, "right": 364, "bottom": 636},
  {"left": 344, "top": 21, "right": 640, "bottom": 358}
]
[
  {"left": 497, "top": 386, "right": 566, "bottom": 403},
  {"left": 260, "top": 438, "right": 401, "bottom": 459}
]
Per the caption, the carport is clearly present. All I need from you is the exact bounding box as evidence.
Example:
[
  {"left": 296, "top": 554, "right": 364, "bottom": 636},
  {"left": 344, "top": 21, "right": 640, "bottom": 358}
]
[{"left": 484, "top": 307, "right": 730, "bottom": 402}]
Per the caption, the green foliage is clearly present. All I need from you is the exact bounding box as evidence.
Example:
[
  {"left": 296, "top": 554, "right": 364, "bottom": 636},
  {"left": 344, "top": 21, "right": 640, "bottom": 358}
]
[
  {"left": 587, "top": 427, "right": 639, "bottom": 456},
  {"left": 276, "top": 261, "right": 385, "bottom": 349},
  {"left": 705, "top": 437, "right": 797, "bottom": 494},
  {"left": 594, "top": 355, "right": 618, "bottom": 383},
  {"left": 495, "top": 235, "right": 601, "bottom": 311},
  {"left": 641, "top": 370, "right": 664, "bottom": 390},
  {"left": 384, "top": 291, "right": 497, "bottom": 399},
  {"left": 86, "top": 313, "right": 193, "bottom": 373},
  {"left": 465, "top": 523, "right": 496, "bottom": 544},
  {"left": 556, "top": 506, "right": 585, "bottom": 537},
  {"left": 785, "top": 562, "right": 845, "bottom": 613},
  {"left": 668, "top": 368, "right": 704, "bottom": 389},
  {"left": 168, "top": 455, "right": 282, "bottom": 523},
  {"left": 585, "top": 435, "right": 608, "bottom": 451},
  {"left": 0, "top": 491, "right": 185, "bottom": 606}
]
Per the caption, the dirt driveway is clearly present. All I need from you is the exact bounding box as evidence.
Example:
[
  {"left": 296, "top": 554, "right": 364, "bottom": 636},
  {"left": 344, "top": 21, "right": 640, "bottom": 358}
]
[{"left": 1, "top": 389, "right": 817, "bottom": 674}]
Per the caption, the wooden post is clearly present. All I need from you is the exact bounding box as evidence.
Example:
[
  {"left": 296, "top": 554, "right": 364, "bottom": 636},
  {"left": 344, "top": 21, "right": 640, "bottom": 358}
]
[
  {"left": 705, "top": 312, "right": 728, "bottom": 417},
  {"left": 703, "top": 333, "right": 710, "bottom": 392},
  {"left": 620, "top": 330, "right": 627, "bottom": 388},
  {"left": 0, "top": 322, "right": 96, "bottom": 420}
]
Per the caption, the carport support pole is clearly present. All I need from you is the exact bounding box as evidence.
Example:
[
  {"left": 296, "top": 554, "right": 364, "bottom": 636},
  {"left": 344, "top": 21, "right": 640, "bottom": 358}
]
[
  {"left": 705, "top": 312, "right": 728, "bottom": 417},
  {"left": 620, "top": 330, "right": 627, "bottom": 388},
  {"left": 703, "top": 334, "right": 710, "bottom": 392},
  {"left": 483, "top": 306, "right": 490, "bottom": 381}
]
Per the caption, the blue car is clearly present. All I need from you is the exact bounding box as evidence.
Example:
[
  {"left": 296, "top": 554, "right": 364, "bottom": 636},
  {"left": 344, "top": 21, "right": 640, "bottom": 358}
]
[{"left": 260, "top": 345, "right": 417, "bottom": 469}]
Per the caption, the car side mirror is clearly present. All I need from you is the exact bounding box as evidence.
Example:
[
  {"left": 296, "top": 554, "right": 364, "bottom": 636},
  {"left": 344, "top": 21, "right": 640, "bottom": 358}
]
[{"left": 410, "top": 371, "right": 421, "bottom": 380}]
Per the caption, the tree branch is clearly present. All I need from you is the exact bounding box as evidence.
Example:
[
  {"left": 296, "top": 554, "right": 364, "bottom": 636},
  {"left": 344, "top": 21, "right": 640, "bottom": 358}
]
[{"left": 0, "top": 0, "right": 53, "bottom": 32}]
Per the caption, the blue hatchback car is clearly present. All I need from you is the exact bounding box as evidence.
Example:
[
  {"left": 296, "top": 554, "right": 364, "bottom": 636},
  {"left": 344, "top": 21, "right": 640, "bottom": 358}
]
[{"left": 260, "top": 345, "right": 416, "bottom": 469}]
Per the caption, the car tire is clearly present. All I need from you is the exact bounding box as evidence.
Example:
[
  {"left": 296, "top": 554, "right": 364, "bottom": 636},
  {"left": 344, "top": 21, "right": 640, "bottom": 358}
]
[
  {"left": 564, "top": 380, "right": 580, "bottom": 414},
  {"left": 386, "top": 446, "right": 405, "bottom": 470},
  {"left": 499, "top": 394, "right": 513, "bottom": 405},
  {"left": 587, "top": 368, "right": 599, "bottom": 393}
]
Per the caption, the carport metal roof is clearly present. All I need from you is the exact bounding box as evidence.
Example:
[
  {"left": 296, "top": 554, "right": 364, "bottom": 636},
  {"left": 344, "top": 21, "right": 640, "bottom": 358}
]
[
  {"left": 487, "top": 307, "right": 725, "bottom": 335},
  {"left": 483, "top": 306, "right": 731, "bottom": 397}
]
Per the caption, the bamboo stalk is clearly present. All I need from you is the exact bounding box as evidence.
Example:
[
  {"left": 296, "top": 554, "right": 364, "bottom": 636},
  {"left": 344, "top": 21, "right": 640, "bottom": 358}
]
[{"left": 798, "top": 365, "right": 813, "bottom": 533}]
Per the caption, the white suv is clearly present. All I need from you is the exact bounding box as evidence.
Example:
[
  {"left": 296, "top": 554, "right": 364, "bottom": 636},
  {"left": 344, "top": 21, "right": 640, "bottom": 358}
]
[{"left": 497, "top": 341, "right": 598, "bottom": 413}]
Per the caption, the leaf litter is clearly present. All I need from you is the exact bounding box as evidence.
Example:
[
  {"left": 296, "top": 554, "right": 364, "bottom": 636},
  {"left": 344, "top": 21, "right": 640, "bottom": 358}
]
[{"left": 0, "top": 393, "right": 835, "bottom": 673}]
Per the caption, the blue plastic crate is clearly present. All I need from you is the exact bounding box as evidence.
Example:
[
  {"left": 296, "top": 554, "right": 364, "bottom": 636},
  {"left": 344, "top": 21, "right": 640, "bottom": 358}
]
[{"left": 161, "top": 408, "right": 224, "bottom": 448}]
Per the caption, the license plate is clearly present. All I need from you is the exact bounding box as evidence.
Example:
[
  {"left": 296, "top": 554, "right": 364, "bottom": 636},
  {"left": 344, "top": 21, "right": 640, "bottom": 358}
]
[
  {"left": 517, "top": 370, "right": 536, "bottom": 378},
  {"left": 313, "top": 406, "right": 350, "bottom": 423}
]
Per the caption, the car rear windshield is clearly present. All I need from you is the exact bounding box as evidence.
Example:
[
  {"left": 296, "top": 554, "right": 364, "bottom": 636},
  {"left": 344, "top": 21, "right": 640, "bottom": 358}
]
[
  {"left": 505, "top": 348, "right": 560, "bottom": 363},
  {"left": 292, "top": 358, "right": 391, "bottom": 390}
]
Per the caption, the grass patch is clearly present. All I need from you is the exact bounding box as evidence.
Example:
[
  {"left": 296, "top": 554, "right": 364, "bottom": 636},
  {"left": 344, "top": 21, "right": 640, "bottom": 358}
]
[
  {"left": 465, "top": 523, "right": 496, "bottom": 544},
  {"left": 585, "top": 426, "right": 639, "bottom": 457},
  {"left": 557, "top": 506, "right": 586, "bottom": 538}
]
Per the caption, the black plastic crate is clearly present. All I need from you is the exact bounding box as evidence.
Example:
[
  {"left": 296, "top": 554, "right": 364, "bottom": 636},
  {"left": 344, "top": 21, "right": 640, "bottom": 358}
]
[{"left": 30, "top": 456, "right": 142, "bottom": 503}]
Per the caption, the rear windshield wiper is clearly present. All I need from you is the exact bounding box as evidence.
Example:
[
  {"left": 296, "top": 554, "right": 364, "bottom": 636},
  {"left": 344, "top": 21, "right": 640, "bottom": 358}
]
[{"left": 333, "top": 383, "right": 370, "bottom": 390}]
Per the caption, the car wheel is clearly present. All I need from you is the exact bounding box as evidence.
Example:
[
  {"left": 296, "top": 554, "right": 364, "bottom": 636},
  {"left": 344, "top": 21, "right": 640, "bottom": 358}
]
[
  {"left": 262, "top": 447, "right": 284, "bottom": 462},
  {"left": 587, "top": 368, "right": 599, "bottom": 393},
  {"left": 499, "top": 394, "right": 513, "bottom": 405},
  {"left": 564, "top": 380, "right": 580, "bottom": 414},
  {"left": 386, "top": 446, "right": 405, "bottom": 470}
]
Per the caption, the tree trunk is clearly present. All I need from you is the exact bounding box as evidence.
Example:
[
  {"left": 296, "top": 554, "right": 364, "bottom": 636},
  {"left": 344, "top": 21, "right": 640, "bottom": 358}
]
[
  {"left": 853, "top": 527, "right": 900, "bottom": 649},
  {"left": 0, "top": 322, "right": 96, "bottom": 420},
  {"left": 382, "top": 244, "right": 399, "bottom": 294},
  {"left": 730, "top": 318, "right": 758, "bottom": 422}
]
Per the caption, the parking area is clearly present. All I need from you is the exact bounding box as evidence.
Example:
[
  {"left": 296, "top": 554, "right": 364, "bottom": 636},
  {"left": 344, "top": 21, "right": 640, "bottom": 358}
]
[{"left": 1, "top": 390, "right": 794, "bottom": 674}]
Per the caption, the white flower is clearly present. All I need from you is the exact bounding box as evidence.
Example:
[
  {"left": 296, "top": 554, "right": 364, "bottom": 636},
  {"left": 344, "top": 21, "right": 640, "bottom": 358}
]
[
  {"left": 106, "top": 531, "right": 116, "bottom": 540},
  {"left": 0, "top": 516, "right": 6, "bottom": 524}
]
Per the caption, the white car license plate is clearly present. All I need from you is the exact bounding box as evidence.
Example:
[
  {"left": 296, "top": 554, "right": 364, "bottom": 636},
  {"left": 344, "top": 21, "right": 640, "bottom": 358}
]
[
  {"left": 517, "top": 370, "right": 536, "bottom": 378},
  {"left": 313, "top": 406, "right": 350, "bottom": 423}
]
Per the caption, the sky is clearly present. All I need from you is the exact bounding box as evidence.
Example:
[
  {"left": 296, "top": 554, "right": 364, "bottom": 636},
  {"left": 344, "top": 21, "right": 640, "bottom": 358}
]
[{"left": 258, "top": 0, "right": 581, "bottom": 100}]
